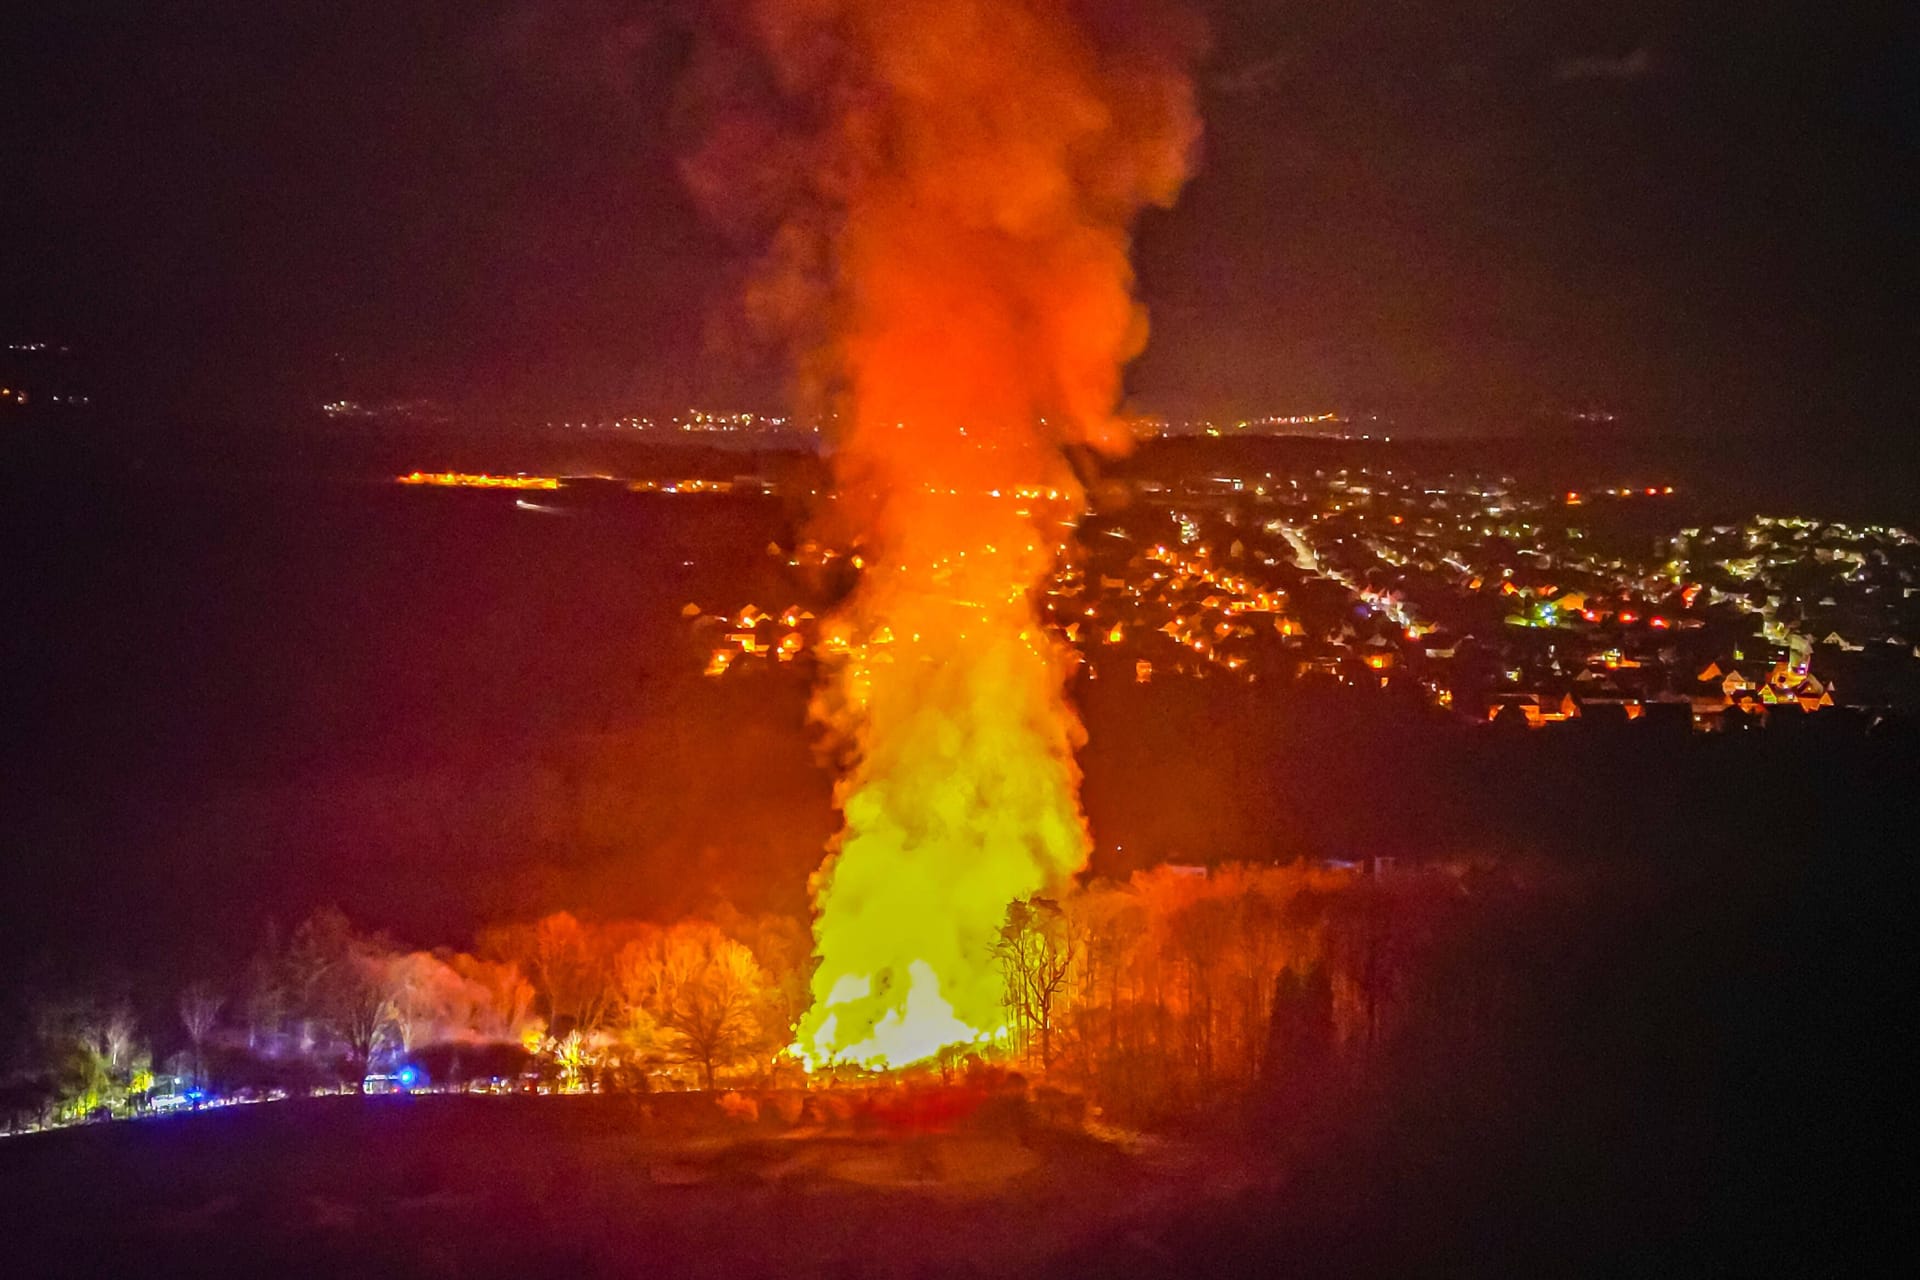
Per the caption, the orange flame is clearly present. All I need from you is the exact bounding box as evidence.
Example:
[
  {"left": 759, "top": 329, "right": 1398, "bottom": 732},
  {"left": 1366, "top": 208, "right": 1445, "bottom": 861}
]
[{"left": 688, "top": 0, "right": 1198, "bottom": 1068}]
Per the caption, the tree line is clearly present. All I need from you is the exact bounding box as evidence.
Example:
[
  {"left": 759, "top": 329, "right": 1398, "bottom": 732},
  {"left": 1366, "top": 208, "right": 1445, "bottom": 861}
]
[{"left": 3, "top": 860, "right": 1527, "bottom": 1128}]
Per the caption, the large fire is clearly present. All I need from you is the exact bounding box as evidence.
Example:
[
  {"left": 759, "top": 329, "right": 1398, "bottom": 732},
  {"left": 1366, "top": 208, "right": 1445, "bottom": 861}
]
[{"left": 687, "top": 0, "right": 1199, "bottom": 1068}]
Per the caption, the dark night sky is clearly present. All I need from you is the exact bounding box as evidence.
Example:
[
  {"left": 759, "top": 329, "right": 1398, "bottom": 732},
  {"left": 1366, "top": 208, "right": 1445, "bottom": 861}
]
[{"left": 1, "top": 1, "right": 1913, "bottom": 438}]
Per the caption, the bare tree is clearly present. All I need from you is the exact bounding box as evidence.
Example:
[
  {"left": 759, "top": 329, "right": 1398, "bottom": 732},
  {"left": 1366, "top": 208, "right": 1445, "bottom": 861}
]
[
  {"left": 994, "top": 897, "right": 1075, "bottom": 1071},
  {"left": 1167, "top": 894, "right": 1235, "bottom": 1082},
  {"left": 33, "top": 999, "right": 116, "bottom": 1118},
  {"left": 243, "top": 923, "right": 288, "bottom": 1051},
  {"left": 1064, "top": 884, "right": 1145, "bottom": 1063},
  {"left": 619, "top": 923, "right": 767, "bottom": 1088},
  {"left": 662, "top": 932, "right": 767, "bottom": 1089},
  {"left": 486, "top": 912, "right": 617, "bottom": 1038},
  {"left": 102, "top": 1003, "right": 140, "bottom": 1075},
  {"left": 712, "top": 907, "right": 813, "bottom": 1051},
  {"left": 339, "top": 970, "right": 396, "bottom": 1081},
  {"left": 383, "top": 955, "right": 424, "bottom": 1055},
  {"left": 288, "top": 908, "right": 399, "bottom": 1086},
  {"left": 179, "top": 983, "right": 223, "bottom": 1085},
  {"left": 611, "top": 925, "right": 673, "bottom": 1064}
]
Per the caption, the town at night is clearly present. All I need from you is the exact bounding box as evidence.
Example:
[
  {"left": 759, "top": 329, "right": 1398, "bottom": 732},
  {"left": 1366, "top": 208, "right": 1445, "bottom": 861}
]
[{"left": 1, "top": 2, "right": 1912, "bottom": 1277}]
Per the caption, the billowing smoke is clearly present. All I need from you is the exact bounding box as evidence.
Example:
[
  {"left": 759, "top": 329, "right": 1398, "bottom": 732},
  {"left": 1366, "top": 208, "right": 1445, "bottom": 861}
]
[{"left": 682, "top": 0, "right": 1200, "bottom": 1066}]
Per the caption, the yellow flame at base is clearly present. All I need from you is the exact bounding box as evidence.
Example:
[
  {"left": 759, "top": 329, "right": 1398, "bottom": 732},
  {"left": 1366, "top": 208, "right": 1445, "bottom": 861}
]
[
  {"left": 795, "top": 961, "right": 990, "bottom": 1071},
  {"left": 794, "top": 523, "right": 1089, "bottom": 1072}
]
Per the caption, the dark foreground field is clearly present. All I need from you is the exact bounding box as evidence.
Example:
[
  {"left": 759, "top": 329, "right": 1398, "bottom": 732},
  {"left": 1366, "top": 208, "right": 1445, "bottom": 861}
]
[
  {"left": 0, "top": 1033, "right": 1893, "bottom": 1280},
  {"left": 0, "top": 1093, "right": 1247, "bottom": 1280}
]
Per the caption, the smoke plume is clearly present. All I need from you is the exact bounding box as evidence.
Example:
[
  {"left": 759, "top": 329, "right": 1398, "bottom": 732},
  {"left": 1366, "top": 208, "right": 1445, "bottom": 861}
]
[{"left": 682, "top": 0, "right": 1200, "bottom": 1066}]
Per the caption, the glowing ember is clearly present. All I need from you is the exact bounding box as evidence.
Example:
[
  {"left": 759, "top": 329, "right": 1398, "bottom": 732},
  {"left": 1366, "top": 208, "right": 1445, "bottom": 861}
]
[{"left": 689, "top": 0, "right": 1198, "bottom": 1069}]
